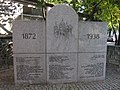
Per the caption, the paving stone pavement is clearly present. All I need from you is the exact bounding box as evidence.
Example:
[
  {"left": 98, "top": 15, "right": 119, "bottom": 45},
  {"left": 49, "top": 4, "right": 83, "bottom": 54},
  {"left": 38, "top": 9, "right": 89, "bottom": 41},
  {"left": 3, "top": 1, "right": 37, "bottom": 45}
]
[{"left": 0, "top": 64, "right": 120, "bottom": 90}]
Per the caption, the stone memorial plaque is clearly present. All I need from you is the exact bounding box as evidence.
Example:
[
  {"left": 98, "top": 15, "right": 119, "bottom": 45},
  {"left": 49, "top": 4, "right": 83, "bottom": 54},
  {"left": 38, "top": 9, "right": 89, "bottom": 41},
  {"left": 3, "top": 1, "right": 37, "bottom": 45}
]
[
  {"left": 78, "top": 53, "right": 106, "bottom": 81},
  {"left": 47, "top": 53, "right": 77, "bottom": 83},
  {"left": 13, "top": 4, "right": 108, "bottom": 84},
  {"left": 14, "top": 54, "right": 46, "bottom": 84},
  {"left": 47, "top": 5, "right": 78, "bottom": 53},
  {"left": 13, "top": 20, "right": 45, "bottom": 54},
  {"left": 79, "top": 22, "right": 107, "bottom": 52}
]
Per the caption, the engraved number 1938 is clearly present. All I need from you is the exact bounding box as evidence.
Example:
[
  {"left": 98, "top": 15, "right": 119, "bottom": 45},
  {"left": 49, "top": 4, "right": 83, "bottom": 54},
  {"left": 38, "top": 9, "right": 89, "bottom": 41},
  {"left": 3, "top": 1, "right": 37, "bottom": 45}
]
[{"left": 87, "top": 34, "right": 100, "bottom": 39}]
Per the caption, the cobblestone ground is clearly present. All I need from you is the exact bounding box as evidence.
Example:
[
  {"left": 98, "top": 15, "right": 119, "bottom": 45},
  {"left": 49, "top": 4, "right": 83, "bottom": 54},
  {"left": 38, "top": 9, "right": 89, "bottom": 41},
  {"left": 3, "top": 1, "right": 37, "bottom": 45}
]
[{"left": 0, "top": 64, "right": 120, "bottom": 90}]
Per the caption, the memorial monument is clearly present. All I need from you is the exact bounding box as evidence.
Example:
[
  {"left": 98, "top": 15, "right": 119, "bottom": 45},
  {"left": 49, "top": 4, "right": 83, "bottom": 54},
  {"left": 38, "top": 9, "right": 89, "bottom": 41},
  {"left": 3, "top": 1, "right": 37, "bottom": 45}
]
[{"left": 13, "top": 4, "right": 107, "bottom": 84}]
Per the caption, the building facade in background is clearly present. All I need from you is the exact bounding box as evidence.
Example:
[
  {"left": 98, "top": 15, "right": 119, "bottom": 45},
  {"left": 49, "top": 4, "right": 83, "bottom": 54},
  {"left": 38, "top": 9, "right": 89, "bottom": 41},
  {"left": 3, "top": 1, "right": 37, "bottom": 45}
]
[{"left": 0, "top": 0, "right": 42, "bottom": 35}]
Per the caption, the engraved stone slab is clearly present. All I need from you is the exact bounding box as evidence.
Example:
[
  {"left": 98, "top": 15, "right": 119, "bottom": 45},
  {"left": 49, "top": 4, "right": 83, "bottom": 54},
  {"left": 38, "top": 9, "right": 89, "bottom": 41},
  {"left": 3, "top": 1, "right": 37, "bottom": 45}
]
[
  {"left": 14, "top": 54, "right": 46, "bottom": 84},
  {"left": 78, "top": 53, "right": 106, "bottom": 81},
  {"left": 47, "top": 5, "right": 78, "bottom": 53},
  {"left": 47, "top": 53, "right": 77, "bottom": 83},
  {"left": 13, "top": 20, "right": 45, "bottom": 54},
  {"left": 79, "top": 22, "right": 107, "bottom": 52}
]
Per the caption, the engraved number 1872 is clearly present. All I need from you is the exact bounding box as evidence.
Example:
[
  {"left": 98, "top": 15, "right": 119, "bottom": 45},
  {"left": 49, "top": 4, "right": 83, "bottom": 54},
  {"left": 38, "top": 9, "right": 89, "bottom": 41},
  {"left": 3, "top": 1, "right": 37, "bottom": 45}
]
[{"left": 22, "top": 33, "right": 37, "bottom": 39}]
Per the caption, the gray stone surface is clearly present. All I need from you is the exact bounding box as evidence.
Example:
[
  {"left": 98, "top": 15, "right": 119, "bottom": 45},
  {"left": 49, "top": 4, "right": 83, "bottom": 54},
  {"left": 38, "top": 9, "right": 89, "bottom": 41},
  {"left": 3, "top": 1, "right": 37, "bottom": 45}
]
[
  {"left": 47, "top": 53, "right": 77, "bottom": 83},
  {"left": 79, "top": 21, "right": 107, "bottom": 52},
  {"left": 78, "top": 53, "right": 106, "bottom": 81},
  {"left": 14, "top": 54, "right": 46, "bottom": 84},
  {"left": 77, "top": 21, "right": 107, "bottom": 81},
  {"left": 13, "top": 20, "right": 45, "bottom": 54},
  {"left": 47, "top": 5, "right": 78, "bottom": 53},
  {"left": 12, "top": 5, "right": 108, "bottom": 84}
]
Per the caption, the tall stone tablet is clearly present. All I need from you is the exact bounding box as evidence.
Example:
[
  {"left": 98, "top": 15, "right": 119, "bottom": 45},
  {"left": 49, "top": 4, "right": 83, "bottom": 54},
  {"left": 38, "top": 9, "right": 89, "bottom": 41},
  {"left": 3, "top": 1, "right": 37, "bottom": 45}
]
[
  {"left": 46, "top": 5, "right": 78, "bottom": 83},
  {"left": 13, "top": 20, "right": 46, "bottom": 84},
  {"left": 78, "top": 22, "right": 107, "bottom": 52},
  {"left": 78, "top": 22, "right": 107, "bottom": 81},
  {"left": 47, "top": 5, "right": 78, "bottom": 53}
]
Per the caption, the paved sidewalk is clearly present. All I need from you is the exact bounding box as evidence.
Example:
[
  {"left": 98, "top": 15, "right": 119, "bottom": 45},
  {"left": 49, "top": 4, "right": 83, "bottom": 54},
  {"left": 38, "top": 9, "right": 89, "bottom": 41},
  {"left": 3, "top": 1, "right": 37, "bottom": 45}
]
[{"left": 0, "top": 64, "right": 120, "bottom": 90}]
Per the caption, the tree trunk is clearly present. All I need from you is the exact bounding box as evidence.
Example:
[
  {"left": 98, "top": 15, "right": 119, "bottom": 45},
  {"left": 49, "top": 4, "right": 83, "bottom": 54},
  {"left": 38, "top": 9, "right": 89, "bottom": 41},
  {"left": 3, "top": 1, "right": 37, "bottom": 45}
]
[
  {"left": 108, "top": 29, "right": 112, "bottom": 37},
  {"left": 114, "top": 30, "right": 118, "bottom": 45},
  {"left": 118, "top": 22, "right": 120, "bottom": 45}
]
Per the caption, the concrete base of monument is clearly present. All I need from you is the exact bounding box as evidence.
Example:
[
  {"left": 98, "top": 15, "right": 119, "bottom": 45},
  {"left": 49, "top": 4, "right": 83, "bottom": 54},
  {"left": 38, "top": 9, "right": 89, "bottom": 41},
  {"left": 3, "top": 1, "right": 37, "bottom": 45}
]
[{"left": 78, "top": 77, "right": 105, "bottom": 82}]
